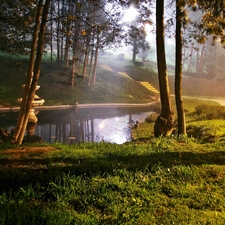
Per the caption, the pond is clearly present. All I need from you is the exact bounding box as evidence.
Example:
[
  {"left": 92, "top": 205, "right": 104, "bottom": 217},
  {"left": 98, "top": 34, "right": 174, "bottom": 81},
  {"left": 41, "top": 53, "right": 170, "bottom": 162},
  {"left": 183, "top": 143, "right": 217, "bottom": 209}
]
[{"left": 0, "top": 106, "right": 156, "bottom": 144}]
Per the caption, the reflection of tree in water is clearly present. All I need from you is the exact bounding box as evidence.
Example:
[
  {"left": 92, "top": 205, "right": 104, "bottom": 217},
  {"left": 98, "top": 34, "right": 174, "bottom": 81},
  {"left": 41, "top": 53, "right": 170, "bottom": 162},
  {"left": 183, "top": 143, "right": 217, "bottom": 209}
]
[
  {"left": 27, "top": 107, "right": 153, "bottom": 144},
  {"left": 24, "top": 110, "right": 43, "bottom": 143},
  {"left": 122, "top": 114, "right": 134, "bottom": 141},
  {"left": 128, "top": 114, "right": 135, "bottom": 127},
  {"left": 48, "top": 111, "right": 94, "bottom": 143},
  {"left": 123, "top": 126, "right": 132, "bottom": 142}
]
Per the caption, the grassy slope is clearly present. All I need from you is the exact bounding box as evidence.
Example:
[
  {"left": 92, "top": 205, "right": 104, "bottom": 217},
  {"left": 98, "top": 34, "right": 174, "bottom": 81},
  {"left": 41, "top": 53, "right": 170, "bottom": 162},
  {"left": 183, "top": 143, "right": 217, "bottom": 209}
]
[
  {"left": 1, "top": 52, "right": 225, "bottom": 107},
  {"left": 0, "top": 54, "right": 155, "bottom": 107},
  {"left": 100, "top": 53, "right": 225, "bottom": 98}
]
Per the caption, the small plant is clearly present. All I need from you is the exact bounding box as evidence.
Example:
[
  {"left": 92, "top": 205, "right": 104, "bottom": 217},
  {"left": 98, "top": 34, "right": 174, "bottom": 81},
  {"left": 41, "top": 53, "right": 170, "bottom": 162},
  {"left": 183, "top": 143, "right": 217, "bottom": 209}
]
[{"left": 145, "top": 113, "right": 158, "bottom": 123}]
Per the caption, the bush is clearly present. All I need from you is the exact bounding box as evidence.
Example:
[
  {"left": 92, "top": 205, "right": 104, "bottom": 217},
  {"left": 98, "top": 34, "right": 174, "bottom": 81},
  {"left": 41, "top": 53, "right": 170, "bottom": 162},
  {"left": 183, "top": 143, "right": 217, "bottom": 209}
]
[
  {"left": 116, "top": 53, "right": 125, "bottom": 61},
  {"left": 145, "top": 113, "right": 158, "bottom": 123},
  {"left": 193, "top": 104, "right": 225, "bottom": 120}
]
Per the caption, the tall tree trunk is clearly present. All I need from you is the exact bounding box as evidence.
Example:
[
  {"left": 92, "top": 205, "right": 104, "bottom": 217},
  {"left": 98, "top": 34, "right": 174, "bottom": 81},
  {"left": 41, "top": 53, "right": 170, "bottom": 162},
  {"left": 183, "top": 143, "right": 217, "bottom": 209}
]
[
  {"left": 195, "top": 43, "right": 200, "bottom": 72},
  {"left": 132, "top": 38, "right": 137, "bottom": 62},
  {"left": 154, "top": 0, "right": 174, "bottom": 137},
  {"left": 82, "top": 31, "right": 91, "bottom": 81},
  {"left": 71, "top": 14, "right": 80, "bottom": 86},
  {"left": 175, "top": 0, "right": 186, "bottom": 135},
  {"left": 13, "top": 0, "right": 51, "bottom": 144},
  {"left": 13, "top": 0, "right": 44, "bottom": 142},
  {"left": 92, "top": 27, "right": 100, "bottom": 85},
  {"left": 64, "top": 0, "right": 72, "bottom": 68},
  {"left": 182, "top": 46, "right": 186, "bottom": 69},
  {"left": 187, "top": 43, "right": 194, "bottom": 72},
  {"left": 88, "top": 47, "right": 94, "bottom": 86},
  {"left": 56, "top": 0, "right": 61, "bottom": 65},
  {"left": 60, "top": 0, "right": 64, "bottom": 64},
  {"left": 198, "top": 43, "right": 205, "bottom": 73},
  {"left": 50, "top": 0, "right": 54, "bottom": 62}
]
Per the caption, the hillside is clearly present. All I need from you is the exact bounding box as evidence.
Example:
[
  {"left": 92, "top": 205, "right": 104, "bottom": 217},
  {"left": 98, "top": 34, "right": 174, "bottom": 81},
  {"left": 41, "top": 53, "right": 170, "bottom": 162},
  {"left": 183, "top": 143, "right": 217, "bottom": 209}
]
[
  {"left": 169, "top": 75, "right": 225, "bottom": 97},
  {"left": 0, "top": 55, "right": 155, "bottom": 107},
  {"left": 1, "top": 53, "right": 225, "bottom": 109},
  {"left": 99, "top": 53, "right": 225, "bottom": 98}
]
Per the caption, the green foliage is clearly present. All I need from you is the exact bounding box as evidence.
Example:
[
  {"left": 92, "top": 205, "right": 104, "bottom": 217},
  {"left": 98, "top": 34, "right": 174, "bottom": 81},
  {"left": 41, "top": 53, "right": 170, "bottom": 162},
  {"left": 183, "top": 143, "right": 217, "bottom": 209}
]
[
  {"left": 144, "top": 113, "right": 158, "bottom": 123},
  {"left": 133, "top": 98, "right": 225, "bottom": 143},
  {"left": 186, "top": 119, "right": 225, "bottom": 142},
  {"left": 182, "top": 98, "right": 219, "bottom": 115},
  {"left": 192, "top": 104, "right": 225, "bottom": 120}
]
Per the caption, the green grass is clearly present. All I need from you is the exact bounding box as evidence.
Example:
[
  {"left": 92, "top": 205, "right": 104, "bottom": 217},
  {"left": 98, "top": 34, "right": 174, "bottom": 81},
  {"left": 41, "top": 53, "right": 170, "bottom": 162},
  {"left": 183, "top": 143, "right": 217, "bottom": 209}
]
[
  {"left": 2, "top": 52, "right": 225, "bottom": 224},
  {"left": 0, "top": 139, "right": 225, "bottom": 224},
  {"left": 132, "top": 97, "right": 225, "bottom": 142},
  {"left": 0, "top": 54, "right": 156, "bottom": 106},
  {"left": 1, "top": 52, "right": 225, "bottom": 107}
]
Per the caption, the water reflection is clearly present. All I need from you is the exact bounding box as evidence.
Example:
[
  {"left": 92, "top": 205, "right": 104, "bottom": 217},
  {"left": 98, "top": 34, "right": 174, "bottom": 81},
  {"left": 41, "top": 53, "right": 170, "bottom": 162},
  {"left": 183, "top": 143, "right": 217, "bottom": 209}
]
[
  {"left": 36, "top": 107, "right": 153, "bottom": 144},
  {"left": 0, "top": 107, "right": 154, "bottom": 144}
]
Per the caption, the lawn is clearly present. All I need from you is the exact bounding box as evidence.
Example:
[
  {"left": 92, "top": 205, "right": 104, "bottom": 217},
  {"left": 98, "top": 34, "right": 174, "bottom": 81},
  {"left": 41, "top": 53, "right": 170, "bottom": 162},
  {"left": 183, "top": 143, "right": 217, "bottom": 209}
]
[{"left": 0, "top": 138, "right": 225, "bottom": 224}]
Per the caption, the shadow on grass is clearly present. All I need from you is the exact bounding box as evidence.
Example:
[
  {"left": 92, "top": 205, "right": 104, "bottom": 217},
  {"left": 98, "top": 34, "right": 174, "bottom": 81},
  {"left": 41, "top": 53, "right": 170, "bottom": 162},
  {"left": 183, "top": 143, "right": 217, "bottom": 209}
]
[{"left": 0, "top": 150, "right": 225, "bottom": 193}]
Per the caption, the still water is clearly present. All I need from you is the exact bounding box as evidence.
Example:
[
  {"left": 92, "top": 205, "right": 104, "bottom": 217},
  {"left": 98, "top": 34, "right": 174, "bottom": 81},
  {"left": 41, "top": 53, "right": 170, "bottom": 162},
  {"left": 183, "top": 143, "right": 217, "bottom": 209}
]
[{"left": 0, "top": 106, "right": 154, "bottom": 144}]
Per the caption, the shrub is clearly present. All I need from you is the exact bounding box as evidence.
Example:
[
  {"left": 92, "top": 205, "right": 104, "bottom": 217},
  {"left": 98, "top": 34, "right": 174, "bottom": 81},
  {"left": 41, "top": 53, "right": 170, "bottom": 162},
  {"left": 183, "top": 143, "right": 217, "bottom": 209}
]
[
  {"left": 193, "top": 104, "right": 225, "bottom": 120},
  {"left": 116, "top": 53, "right": 125, "bottom": 61},
  {"left": 145, "top": 113, "right": 158, "bottom": 123}
]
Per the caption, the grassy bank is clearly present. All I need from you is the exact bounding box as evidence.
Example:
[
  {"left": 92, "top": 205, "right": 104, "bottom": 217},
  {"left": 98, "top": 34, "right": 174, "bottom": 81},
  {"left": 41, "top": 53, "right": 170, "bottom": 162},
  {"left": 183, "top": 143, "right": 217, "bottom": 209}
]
[
  {"left": 2, "top": 52, "right": 225, "bottom": 108},
  {"left": 0, "top": 54, "right": 155, "bottom": 107},
  {"left": 0, "top": 139, "right": 225, "bottom": 224}
]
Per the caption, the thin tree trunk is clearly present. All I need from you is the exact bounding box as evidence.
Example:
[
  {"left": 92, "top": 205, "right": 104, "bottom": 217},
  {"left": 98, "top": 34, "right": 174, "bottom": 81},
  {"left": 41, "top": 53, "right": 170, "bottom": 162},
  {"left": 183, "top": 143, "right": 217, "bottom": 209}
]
[
  {"left": 64, "top": 0, "right": 72, "bottom": 68},
  {"left": 71, "top": 24, "right": 80, "bottom": 86},
  {"left": 198, "top": 43, "right": 205, "bottom": 73},
  {"left": 50, "top": 0, "right": 54, "bottom": 62},
  {"left": 187, "top": 43, "right": 194, "bottom": 72},
  {"left": 14, "top": 0, "right": 51, "bottom": 144},
  {"left": 88, "top": 44, "right": 94, "bottom": 86},
  {"left": 92, "top": 27, "right": 100, "bottom": 85},
  {"left": 175, "top": 0, "right": 186, "bottom": 135},
  {"left": 71, "top": 58, "right": 75, "bottom": 87},
  {"left": 82, "top": 30, "right": 91, "bottom": 81},
  {"left": 132, "top": 38, "right": 137, "bottom": 62},
  {"left": 60, "top": 0, "right": 64, "bottom": 64},
  {"left": 154, "top": 0, "right": 174, "bottom": 137},
  {"left": 13, "top": 0, "right": 44, "bottom": 142},
  {"left": 57, "top": 0, "right": 61, "bottom": 65},
  {"left": 82, "top": 52, "right": 89, "bottom": 81},
  {"left": 195, "top": 43, "right": 199, "bottom": 72}
]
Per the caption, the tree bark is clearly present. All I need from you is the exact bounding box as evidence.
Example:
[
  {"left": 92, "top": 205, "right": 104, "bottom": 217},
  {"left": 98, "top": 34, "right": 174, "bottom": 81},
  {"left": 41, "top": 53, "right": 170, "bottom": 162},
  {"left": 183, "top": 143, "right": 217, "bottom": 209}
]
[
  {"left": 50, "top": 0, "right": 54, "bottom": 63},
  {"left": 154, "top": 0, "right": 174, "bottom": 137},
  {"left": 187, "top": 43, "right": 194, "bottom": 72},
  {"left": 132, "top": 38, "right": 137, "bottom": 62},
  {"left": 92, "top": 27, "right": 100, "bottom": 85},
  {"left": 88, "top": 36, "right": 95, "bottom": 86},
  {"left": 56, "top": 0, "right": 61, "bottom": 65},
  {"left": 82, "top": 30, "right": 91, "bottom": 81},
  {"left": 175, "top": 0, "right": 186, "bottom": 135},
  {"left": 195, "top": 43, "right": 200, "bottom": 72},
  {"left": 198, "top": 43, "right": 205, "bottom": 73},
  {"left": 12, "top": 0, "right": 44, "bottom": 142},
  {"left": 64, "top": 0, "right": 72, "bottom": 68},
  {"left": 13, "top": 0, "right": 51, "bottom": 144}
]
